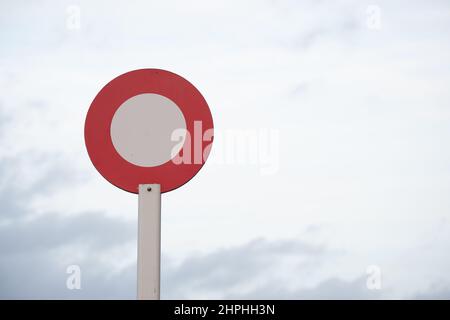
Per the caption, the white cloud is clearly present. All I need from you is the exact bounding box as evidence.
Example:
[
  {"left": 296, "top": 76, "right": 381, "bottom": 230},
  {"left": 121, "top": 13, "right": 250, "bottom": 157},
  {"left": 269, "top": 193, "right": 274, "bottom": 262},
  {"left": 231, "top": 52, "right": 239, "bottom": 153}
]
[{"left": 1, "top": 0, "right": 450, "bottom": 299}]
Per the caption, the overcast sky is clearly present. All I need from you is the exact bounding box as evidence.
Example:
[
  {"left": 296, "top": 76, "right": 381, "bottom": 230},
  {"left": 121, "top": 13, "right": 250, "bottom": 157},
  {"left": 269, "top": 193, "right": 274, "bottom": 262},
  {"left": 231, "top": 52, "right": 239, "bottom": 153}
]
[{"left": 1, "top": 0, "right": 450, "bottom": 299}]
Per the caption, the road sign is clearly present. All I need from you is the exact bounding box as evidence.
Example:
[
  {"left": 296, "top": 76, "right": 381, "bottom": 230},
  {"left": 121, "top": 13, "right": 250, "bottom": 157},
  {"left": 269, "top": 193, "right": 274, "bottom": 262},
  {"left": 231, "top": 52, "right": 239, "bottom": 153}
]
[
  {"left": 84, "top": 68, "right": 214, "bottom": 194},
  {"left": 84, "top": 69, "right": 214, "bottom": 300}
]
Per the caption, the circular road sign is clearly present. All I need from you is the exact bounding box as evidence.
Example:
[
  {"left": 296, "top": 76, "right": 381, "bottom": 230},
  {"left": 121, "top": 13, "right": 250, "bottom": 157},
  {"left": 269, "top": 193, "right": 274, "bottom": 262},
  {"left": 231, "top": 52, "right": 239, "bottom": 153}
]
[{"left": 84, "top": 69, "right": 214, "bottom": 194}]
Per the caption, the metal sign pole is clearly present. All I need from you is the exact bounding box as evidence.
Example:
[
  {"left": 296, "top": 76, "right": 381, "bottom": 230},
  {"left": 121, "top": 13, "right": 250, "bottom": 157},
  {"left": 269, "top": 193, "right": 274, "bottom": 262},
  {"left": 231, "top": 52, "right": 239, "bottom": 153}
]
[{"left": 137, "top": 184, "right": 161, "bottom": 300}]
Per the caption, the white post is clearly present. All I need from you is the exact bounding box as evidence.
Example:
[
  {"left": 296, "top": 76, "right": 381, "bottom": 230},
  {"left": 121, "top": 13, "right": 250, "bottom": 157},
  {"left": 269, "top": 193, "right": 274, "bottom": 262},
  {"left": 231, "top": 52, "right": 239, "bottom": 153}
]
[{"left": 137, "top": 184, "right": 161, "bottom": 300}]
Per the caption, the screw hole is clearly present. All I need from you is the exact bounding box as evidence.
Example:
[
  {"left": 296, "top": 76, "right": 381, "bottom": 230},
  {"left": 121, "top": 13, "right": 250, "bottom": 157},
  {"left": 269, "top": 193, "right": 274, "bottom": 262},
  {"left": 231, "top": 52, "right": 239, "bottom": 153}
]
[{"left": 147, "top": 186, "right": 152, "bottom": 192}]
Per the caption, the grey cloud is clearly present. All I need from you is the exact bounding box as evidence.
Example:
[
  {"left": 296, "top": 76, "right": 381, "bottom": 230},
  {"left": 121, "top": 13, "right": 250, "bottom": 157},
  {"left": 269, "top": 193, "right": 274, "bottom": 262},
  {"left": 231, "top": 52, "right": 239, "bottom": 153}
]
[
  {"left": 1, "top": 202, "right": 345, "bottom": 299},
  {"left": 293, "top": 28, "right": 328, "bottom": 50},
  {"left": 0, "top": 148, "right": 446, "bottom": 299},
  {"left": 414, "top": 285, "right": 450, "bottom": 300},
  {"left": 0, "top": 104, "right": 10, "bottom": 135},
  {"left": 1, "top": 210, "right": 445, "bottom": 299},
  {"left": 162, "top": 237, "right": 334, "bottom": 299},
  {"left": 231, "top": 276, "right": 381, "bottom": 300},
  {"left": 0, "top": 252, "right": 136, "bottom": 300},
  {"left": 290, "top": 83, "right": 309, "bottom": 97},
  {"left": 0, "top": 153, "right": 84, "bottom": 221},
  {"left": 0, "top": 212, "right": 136, "bottom": 255},
  {"left": 0, "top": 211, "right": 137, "bottom": 299},
  {"left": 0, "top": 153, "right": 137, "bottom": 299},
  {"left": 292, "top": 20, "right": 359, "bottom": 50},
  {"left": 160, "top": 237, "right": 385, "bottom": 299}
]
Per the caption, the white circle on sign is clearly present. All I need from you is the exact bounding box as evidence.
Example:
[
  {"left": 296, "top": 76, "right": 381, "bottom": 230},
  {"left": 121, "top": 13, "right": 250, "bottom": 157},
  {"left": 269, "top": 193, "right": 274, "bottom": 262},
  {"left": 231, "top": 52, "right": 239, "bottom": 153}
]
[{"left": 110, "top": 93, "right": 186, "bottom": 167}]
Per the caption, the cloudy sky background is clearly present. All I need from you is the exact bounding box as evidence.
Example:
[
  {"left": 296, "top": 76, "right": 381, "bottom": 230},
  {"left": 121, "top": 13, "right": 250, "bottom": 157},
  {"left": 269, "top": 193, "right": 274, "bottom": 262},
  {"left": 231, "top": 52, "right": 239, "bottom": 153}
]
[{"left": 1, "top": 0, "right": 450, "bottom": 299}]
